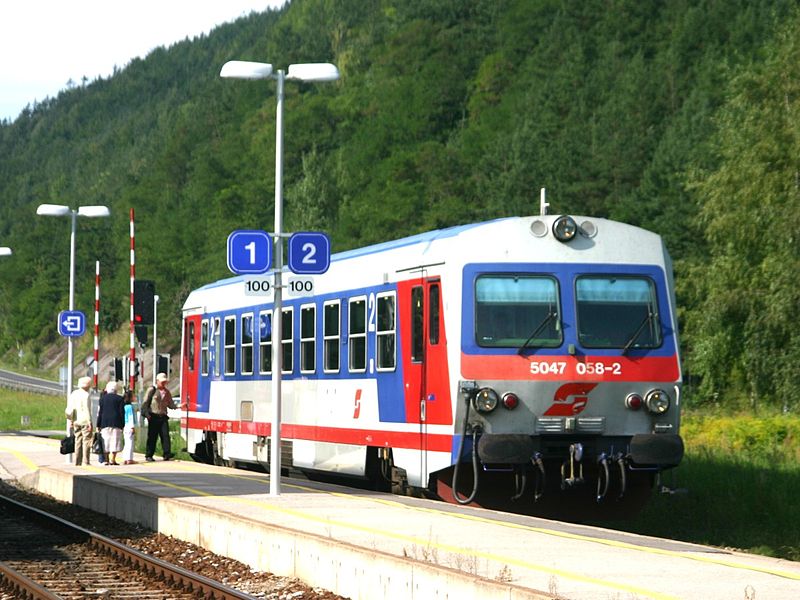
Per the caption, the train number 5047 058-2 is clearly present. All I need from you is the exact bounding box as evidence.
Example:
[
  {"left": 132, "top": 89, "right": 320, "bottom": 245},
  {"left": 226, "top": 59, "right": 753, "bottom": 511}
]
[{"left": 529, "top": 361, "right": 623, "bottom": 376}]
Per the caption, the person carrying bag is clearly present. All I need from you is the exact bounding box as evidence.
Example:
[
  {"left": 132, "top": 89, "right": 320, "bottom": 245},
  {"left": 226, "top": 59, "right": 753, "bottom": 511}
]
[
  {"left": 64, "top": 376, "right": 93, "bottom": 465},
  {"left": 142, "top": 372, "right": 177, "bottom": 462}
]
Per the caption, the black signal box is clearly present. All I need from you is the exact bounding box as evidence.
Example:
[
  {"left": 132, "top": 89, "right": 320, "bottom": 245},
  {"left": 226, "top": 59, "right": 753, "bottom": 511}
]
[{"left": 134, "top": 280, "right": 155, "bottom": 325}]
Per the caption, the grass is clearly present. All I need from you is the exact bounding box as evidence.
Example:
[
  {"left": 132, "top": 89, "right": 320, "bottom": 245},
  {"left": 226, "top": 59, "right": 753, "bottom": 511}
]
[
  {"left": 589, "top": 412, "right": 800, "bottom": 561},
  {"left": 2, "top": 388, "right": 798, "bottom": 560},
  {"left": 0, "top": 388, "right": 68, "bottom": 430}
]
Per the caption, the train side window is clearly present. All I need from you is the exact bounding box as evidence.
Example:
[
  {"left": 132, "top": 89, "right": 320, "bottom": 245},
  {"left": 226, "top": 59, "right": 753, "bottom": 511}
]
[
  {"left": 300, "top": 304, "right": 316, "bottom": 374},
  {"left": 259, "top": 310, "right": 272, "bottom": 374},
  {"left": 349, "top": 296, "right": 367, "bottom": 372},
  {"left": 429, "top": 283, "right": 440, "bottom": 345},
  {"left": 224, "top": 316, "right": 236, "bottom": 376},
  {"left": 187, "top": 321, "right": 196, "bottom": 372},
  {"left": 411, "top": 286, "right": 423, "bottom": 362},
  {"left": 213, "top": 317, "right": 221, "bottom": 377},
  {"left": 200, "top": 320, "right": 209, "bottom": 375},
  {"left": 323, "top": 300, "right": 340, "bottom": 373},
  {"left": 376, "top": 293, "right": 396, "bottom": 371},
  {"left": 282, "top": 307, "right": 293, "bottom": 374},
  {"left": 241, "top": 313, "right": 254, "bottom": 375}
]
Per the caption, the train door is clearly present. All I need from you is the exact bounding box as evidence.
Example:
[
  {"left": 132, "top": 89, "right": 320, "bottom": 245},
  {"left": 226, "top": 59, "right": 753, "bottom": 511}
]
[
  {"left": 181, "top": 313, "right": 201, "bottom": 412},
  {"left": 407, "top": 277, "right": 451, "bottom": 484}
]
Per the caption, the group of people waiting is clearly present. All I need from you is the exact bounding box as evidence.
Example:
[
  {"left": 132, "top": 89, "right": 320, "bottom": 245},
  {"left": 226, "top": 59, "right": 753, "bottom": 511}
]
[{"left": 64, "top": 372, "right": 177, "bottom": 465}]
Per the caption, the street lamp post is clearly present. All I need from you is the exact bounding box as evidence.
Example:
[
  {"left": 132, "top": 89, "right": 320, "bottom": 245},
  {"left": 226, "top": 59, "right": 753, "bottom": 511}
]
[
  {"left": 37, "top": 204, "right": 110, "bottom": 451},
  {"left": 220, "top": 60, "right": 339, "bottom": 495},
  {"left": 152, "top": 294, "right": 159, "bottom": 387}
]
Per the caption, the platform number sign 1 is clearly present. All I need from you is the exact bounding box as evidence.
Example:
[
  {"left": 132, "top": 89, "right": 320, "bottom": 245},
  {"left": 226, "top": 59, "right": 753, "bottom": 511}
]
[
  {"left": 227, "top": 230, "right": 272, "bottom": 275},
  {"left": 288, "top": 232, "right": 331, "bottom": 275}
]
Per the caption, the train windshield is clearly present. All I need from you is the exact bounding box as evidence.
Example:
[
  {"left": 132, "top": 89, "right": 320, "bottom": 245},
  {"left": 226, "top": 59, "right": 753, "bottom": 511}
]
[
  {"left": 576, "top": 276, "right": 662, "bottom": 349},
  {"left": 475, "top": 275, "right": 561, "bottom": 348}
]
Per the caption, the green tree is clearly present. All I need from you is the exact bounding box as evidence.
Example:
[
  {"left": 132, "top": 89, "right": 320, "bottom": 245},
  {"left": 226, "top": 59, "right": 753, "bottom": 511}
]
[{"left": 689, "top": 13, "right": 800, "bottom": 409}]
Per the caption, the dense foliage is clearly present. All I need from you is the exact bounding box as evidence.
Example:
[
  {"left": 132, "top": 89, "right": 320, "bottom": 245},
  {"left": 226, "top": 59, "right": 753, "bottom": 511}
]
[{"left": 1, "top": 0, "right": 798, "bottom": 409}]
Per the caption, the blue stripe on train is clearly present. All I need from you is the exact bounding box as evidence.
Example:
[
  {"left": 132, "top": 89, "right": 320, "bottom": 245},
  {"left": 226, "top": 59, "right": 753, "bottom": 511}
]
[{"left": 194, "top": 282, "right": 408, "bottom": 423}]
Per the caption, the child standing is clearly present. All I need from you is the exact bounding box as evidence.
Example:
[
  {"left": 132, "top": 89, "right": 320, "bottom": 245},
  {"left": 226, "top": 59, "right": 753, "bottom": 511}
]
[{"left": 122, "top": 389, "right": 136, "bottom": 464}]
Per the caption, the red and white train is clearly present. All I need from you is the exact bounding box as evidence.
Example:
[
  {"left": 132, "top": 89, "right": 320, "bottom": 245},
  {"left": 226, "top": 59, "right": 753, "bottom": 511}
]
[{"left": 179, "top": 211, "right": 683, "bottom": 519}]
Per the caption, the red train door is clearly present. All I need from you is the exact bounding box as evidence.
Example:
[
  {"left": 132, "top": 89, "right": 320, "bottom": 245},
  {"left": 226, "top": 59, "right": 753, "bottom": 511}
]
[
  {"left": 405, "top": 277, "right": 451, "bottom": 483},
  {"left": 181, "top": 314, "right": 201, "bottom": 412}
]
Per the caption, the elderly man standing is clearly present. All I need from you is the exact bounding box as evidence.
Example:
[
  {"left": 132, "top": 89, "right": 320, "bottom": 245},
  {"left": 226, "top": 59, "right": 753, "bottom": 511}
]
[
  {"left": 142, "top": 372, "right": 177, "bottom": 462},
  {"left": 65, "top": 376, "right": 93, "bottom": 465}
]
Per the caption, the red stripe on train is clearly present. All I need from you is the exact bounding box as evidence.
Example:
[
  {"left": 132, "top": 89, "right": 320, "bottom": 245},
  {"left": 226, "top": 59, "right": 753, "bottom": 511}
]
[
  {"left": 461, "top": 353, "right": 680, "bottom": 382},
  {"left": 182, "top": 418, "right": 453, "bottom": 453}
]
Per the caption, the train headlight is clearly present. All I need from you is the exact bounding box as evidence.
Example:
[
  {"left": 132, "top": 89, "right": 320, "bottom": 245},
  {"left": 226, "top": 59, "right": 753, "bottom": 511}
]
[
  {"left": 553, "top": 215, "right": 578, "bottom": 242},
  {"left": 644, "top": 389, "right": 670, "bottom": 414},
  {"left": 474, "top": 387, "right": 499, "bottom": 413}
]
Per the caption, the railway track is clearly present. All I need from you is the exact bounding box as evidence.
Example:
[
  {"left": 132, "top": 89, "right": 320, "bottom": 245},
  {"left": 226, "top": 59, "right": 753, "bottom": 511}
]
[
  {"left": 0, "top": 492, "right": 257, "bottom": 600},
  {"left": 0, "top": 481, "right": 344, "bottom": 600}
]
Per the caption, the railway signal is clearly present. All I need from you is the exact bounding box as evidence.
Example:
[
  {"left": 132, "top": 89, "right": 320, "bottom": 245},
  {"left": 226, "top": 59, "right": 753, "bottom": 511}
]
[{"left": 133, "top": 280, "right": 155, "bottom": 325}]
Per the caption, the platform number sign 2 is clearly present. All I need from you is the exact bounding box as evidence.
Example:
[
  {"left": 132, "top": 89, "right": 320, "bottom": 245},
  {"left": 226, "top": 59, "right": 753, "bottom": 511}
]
[
  {"left": 227, "top": 230, "right": 272, "bottom": 275},
  {"left": 288, "top": 232, "right": 331, "bottom": 275}
]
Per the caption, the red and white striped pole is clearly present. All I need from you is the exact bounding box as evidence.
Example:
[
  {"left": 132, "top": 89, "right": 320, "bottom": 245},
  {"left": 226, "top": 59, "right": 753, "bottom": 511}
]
[
  {"left": 129, "top": 208, "right": 136, "bottom": 391},
  {"left": 93, "top": 261, "right": 100, "bottom": 390}
]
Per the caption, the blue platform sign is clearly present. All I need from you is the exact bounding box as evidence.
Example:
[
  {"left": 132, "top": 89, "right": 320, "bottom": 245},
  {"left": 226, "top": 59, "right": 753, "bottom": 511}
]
[
  {"left": 227, "top": 230, "right": 272, "bottom": 275},
  {"left": 58, "top": 310, "right": 86, "bottom": 337},
  {"left": 288, "top": 232, "right": 330, "bottom": 274}
]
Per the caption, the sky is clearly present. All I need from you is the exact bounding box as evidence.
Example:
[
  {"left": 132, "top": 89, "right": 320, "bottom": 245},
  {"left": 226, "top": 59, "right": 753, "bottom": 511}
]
[{"left": 0, "top": 0, "right": 285, "bottom": 123}]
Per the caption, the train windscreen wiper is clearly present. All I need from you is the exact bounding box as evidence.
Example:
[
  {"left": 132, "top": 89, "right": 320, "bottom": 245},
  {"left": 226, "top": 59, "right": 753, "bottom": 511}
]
[
  {"left": 517, "top": 310, "right": 557, "bottom": 355},
  {"left": 621, "top": 310, "right": 655, "bottom": 355}
]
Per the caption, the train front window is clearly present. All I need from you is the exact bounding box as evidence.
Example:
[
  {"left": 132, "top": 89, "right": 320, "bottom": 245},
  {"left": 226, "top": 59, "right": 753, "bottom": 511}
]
[
  {"left": 576, "top": 276, "right": 662, "bottom": 349},
  {"left": 475, "top": 275, "right": 561, "bottom": 348}
]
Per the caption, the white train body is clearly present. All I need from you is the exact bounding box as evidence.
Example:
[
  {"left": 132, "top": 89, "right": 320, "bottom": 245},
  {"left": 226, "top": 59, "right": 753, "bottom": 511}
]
[{"left": 180, "top": 214, "right": 683, "bottom": 516}]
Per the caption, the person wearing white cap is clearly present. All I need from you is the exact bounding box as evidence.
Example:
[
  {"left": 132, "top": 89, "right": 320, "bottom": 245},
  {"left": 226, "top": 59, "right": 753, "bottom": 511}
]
[
  {"left": 142, "top": 372, "right": 176, "bottom": 461},
  {"left": 64, "top": 376, "right": 94, "bottom": 465}
]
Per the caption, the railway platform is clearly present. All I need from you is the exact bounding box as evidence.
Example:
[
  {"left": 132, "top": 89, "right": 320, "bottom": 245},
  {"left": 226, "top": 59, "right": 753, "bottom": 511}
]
[{"left": 1, "top": 431, "right": 799, "bottom": 600}]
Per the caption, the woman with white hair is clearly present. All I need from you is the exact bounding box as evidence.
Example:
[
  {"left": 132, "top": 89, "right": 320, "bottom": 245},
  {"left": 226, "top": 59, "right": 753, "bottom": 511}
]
[{"left": 96, "top": 380, "right": 125, "bottom": 465}]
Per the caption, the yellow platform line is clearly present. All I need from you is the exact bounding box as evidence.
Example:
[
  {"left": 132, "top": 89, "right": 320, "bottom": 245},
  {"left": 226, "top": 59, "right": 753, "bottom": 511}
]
[{"left": 0, "top": 444, "right": 40, "bottom": 471}]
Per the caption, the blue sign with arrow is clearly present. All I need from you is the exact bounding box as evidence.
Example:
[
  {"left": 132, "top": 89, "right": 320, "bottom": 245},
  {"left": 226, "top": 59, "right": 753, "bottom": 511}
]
[{"left": 58, "top": 310, "right": 86, "bottom": 337}]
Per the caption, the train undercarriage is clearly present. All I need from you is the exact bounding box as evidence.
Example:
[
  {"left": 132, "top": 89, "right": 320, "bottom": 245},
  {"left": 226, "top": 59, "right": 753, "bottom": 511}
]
[{"left": 190, "top": 429, "right": 682, "bottom": 522}]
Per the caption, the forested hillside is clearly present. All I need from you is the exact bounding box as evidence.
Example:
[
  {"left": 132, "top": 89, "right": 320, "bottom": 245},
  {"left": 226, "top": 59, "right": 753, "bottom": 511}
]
[{"left": 0, "top": 0, "right": 798, "bottom": 410}]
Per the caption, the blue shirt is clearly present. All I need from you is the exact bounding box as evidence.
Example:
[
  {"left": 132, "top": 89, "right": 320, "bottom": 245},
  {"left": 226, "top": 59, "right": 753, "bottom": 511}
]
[{"left": 124, "top": 403, "right": 135, "bottom": 428}]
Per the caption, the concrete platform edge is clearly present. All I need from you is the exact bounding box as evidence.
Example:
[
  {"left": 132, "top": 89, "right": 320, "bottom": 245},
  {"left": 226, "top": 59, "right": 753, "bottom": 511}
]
[{"left": 20, "top": 467, "right": 550, "bottom": 600}]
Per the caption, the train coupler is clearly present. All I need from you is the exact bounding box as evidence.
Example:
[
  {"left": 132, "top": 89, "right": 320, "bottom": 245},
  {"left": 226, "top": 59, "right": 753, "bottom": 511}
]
[{"left": 560, "top": 443, "right": 585, "bottom": 489}]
